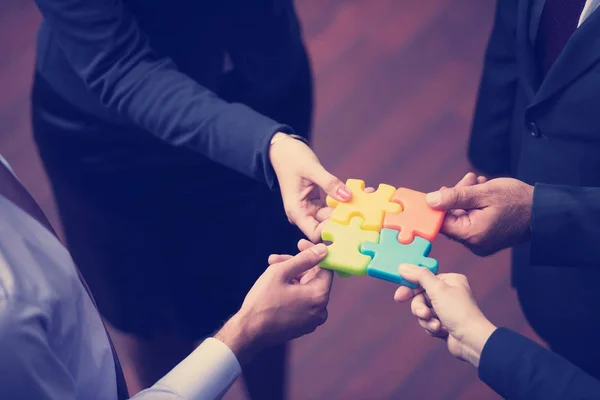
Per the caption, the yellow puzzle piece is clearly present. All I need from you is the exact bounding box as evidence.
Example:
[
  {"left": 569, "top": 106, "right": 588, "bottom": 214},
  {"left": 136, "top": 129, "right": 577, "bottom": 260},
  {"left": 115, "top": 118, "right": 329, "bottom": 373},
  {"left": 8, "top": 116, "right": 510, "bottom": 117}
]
[
  {"left": 320, "top": 217, "right": 380, "bottom": 276},
  {"left": 326, "top": 179, "right": 402, "bottom": 231}
]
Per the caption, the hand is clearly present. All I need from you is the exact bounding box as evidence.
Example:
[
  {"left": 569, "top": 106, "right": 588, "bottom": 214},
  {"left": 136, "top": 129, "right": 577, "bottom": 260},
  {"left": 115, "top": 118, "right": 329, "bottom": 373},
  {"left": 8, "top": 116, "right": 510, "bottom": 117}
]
[
  {"left": 215, "top": 241, "right": 333, "bottom": 364},
  {"left": 269, "top": 132, "right": 352, "bottom": 242},
  {"left": 426, "top": 177, "right": 534, "bottom": 256},
  {"left": 394, "top": 264, "right": 497, "bottom": 367}
]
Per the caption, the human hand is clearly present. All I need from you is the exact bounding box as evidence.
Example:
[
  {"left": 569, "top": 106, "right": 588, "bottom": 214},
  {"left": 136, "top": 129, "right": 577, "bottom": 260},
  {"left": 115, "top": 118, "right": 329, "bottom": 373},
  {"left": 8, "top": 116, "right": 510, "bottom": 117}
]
[
  {"left": 426, "top": 177, "right": 534, "bottom": 256},
  {"left": 394, "top": 265, "right": 496, "bottom": 367},
  {"left": 216, "top": 241, "right": 333, "bottom": 364},
  {"left": 269, "top": 132, "right": 351, "bottom": 242}
]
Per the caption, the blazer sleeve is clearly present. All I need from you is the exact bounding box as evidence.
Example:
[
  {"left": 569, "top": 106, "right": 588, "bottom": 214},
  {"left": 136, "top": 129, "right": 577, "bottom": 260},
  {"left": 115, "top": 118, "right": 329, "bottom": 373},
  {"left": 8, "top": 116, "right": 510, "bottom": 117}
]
[
  {"left": 479, "top": 328, "right": 600, "bottom": 399},
  {"left": 468, "top": 0, "right": 519, "bottom": 176},
  {"left": 529, "top": 183, "right": 600, "bottom": 267},
  {"left": 34, "top": 0, "right": 293, "bottom": 189}
]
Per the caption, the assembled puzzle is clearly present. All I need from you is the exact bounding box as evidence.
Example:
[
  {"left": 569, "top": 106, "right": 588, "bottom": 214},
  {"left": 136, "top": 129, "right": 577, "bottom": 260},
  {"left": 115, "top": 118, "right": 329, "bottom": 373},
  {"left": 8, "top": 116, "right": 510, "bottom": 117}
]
[{"left": 321, "top": 179, "right": 445, "bottom": 288}]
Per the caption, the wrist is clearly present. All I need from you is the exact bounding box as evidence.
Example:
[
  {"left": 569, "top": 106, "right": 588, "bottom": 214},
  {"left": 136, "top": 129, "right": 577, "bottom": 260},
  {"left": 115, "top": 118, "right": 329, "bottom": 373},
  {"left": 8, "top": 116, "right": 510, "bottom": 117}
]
[
  {"left": 214, "top": 312, "right": 264, "bottom": 366},
  {"left": 268, "top": 132, "right": 310, "bottom": 167},
  {"left": 458, "top": 318, "right": 497, "bottom": 368},
  {"left": 521, "top": 183, "right": 535, "bottom": 242}
]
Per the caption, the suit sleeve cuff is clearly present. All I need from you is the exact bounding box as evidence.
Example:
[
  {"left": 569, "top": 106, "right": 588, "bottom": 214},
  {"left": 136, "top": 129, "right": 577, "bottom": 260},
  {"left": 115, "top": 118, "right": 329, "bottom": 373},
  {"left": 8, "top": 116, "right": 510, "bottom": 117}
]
[
  {"left": 221, "top": 103, "right": 293, "bottom": 191},
  {"left": 152, "top": 337, "right": 242, "bottom": 399},
  {"left": 478, "top": 327, "right": 527, "bottom": 398}
]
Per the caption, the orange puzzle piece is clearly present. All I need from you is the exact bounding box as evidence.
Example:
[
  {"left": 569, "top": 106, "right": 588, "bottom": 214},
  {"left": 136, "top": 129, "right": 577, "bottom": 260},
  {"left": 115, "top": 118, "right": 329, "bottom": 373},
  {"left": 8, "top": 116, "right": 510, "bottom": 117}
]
[
  {"left": 326, "top": 179, "right": 402, "bottom": 231},
  {"left": 383, "top": 188, "right": 445, "bottom": 244}
]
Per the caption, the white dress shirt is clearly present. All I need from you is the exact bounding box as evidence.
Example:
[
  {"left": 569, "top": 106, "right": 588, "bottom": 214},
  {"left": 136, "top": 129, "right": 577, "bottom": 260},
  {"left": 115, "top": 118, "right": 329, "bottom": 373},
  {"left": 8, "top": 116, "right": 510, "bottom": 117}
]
[
  {"left": 0, "top": 155, "right": 241, "bottom": 399},
  {"left": 579, "top": 0, "right": 600, "bottom": 26}
]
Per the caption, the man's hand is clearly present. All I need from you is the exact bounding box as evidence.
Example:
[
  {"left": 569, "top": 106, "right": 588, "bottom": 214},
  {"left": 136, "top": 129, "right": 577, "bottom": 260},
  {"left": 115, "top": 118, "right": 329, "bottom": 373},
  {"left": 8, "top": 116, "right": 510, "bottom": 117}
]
[
  {"left": 269, "top": 132, "right": 351, "bottom": 242},
  {"left": 426, "top": 177, "right": 534, "bottom": 256},
  {"left": 215, "top": 241, "right": 333, "bottom": 364},
  {"left": 394, "top": 264, "right": 497, "bottom": 367}
]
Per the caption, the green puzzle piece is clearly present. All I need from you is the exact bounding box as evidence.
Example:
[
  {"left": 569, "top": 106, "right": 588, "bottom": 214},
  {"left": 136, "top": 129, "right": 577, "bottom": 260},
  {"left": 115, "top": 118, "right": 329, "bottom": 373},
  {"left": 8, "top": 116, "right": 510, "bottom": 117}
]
[
  {"left": 360, "top": 228, "right": 438, "bottom": 288},
  {"left": 321, "top": 217, "right": 379, "bottom": 276}
]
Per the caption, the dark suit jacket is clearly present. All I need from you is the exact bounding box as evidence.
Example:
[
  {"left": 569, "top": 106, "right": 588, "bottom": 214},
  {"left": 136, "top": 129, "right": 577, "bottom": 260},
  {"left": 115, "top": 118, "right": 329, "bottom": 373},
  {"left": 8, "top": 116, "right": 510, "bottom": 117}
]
[
  {"left": 480, "top": 328, "right": 600, "bottom": 399},
  {"left": 470, "top": 0, "right": 600, "bottom": 280},
  {"left": 34, "top": 0, "right": 306, "bottom": 190}
]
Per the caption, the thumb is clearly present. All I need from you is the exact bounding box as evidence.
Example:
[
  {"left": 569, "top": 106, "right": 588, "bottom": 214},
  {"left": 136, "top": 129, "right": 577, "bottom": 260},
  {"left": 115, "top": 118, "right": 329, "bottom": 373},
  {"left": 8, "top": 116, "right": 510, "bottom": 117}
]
[
  {"left": 398, "top": 264, "right": 447, "bottom": 295},
  {"left": 305, "top": 164, "right": 351, "bottom": 202},
  {"left": 426, "top": 186, "right": 481, "bottom": 211},
  {"left": 278, "top": 243, "right": 328, "bottom": 280}
]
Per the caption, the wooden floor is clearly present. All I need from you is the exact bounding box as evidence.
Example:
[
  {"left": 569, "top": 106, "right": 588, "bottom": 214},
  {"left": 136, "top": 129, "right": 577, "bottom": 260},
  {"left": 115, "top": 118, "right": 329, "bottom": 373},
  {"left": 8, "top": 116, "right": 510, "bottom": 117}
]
[{"left": 0, "top": 1, "right": 544, "bottom": 399}]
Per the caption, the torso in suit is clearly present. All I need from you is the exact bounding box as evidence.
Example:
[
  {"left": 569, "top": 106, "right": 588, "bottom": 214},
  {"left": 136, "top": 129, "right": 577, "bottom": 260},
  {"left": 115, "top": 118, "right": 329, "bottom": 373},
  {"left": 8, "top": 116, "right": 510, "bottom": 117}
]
[{"left": 470, "top": 0, "right": 600, "bottom": 378}]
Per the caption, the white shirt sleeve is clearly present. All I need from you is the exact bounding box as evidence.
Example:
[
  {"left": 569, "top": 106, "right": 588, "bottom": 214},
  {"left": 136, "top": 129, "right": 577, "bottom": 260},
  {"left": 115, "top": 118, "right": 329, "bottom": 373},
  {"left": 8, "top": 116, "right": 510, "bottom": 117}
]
[{"left": 132, "top": 338, "right": 242, "bottom": 400}]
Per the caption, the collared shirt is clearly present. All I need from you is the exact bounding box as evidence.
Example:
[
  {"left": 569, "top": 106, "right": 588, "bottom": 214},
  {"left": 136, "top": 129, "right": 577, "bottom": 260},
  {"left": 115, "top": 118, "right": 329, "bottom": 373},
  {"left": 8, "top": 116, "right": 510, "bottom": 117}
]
[{"left": 0, "top": 156, "right": 242, "bottom": 399}]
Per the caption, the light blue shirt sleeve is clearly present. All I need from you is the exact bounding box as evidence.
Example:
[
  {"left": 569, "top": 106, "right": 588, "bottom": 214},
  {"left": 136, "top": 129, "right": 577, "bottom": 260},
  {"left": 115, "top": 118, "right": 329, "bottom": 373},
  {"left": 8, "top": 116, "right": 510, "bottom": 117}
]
[
  {"left": 0, "top": 155, "right": 243, "bottom": 399},
  {"left": 0, "top": 296, "right": 242, "bottom": 400}
]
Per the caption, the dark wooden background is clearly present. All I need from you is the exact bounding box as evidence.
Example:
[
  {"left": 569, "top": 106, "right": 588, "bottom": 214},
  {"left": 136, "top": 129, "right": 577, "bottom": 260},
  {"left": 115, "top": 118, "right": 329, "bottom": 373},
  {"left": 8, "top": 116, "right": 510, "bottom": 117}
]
[{"left": 0, "top": 0, "right": 543, "bottom": 399}]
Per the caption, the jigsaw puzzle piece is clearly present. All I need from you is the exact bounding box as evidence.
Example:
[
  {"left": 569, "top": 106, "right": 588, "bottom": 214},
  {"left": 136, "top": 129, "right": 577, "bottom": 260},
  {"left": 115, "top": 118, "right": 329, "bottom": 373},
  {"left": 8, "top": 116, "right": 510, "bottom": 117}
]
[
  {"left": 383, "top": 188, "right": 445, "bottom": 244},
  {"left": 320, "top": 217, "right": 380, "bottom": 276},
  {"left": 360, "top": 228, "right": 438, "bottom": 288},
  {"left": 326, "top": 179, "right": 402, "bottom": 231}
]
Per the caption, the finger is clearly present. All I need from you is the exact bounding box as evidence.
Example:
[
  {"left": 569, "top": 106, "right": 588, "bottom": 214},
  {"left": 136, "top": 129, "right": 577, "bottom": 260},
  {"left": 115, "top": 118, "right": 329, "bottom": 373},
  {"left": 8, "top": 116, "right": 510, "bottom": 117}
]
[
  {"left": 365, "top": 186, "right": 376, "bottom": 193},
  {"left": 268, "top": 254, "right": 293, "bottom": 265},
  {"left": 316, "top": 207, "right": 333, "bottom": 223},
  {"left": 455, "top": 172, "right": 477, "bottom": 188},
  {"left": 447, "top": 174, "right": 479, "bottom": 218},
  {"left": 398, "top": 264, "right": 447, "bottom": 295},
  {"left": 293, "top": 215, "right": 322, "bottom": 243},
  {"left": 425, "top": 185, "right": 482, "bottom": 211},
  {"left": 410, "top": 294, "right": 431, "bottom": 320},
  {"left": 439, "top": 212, "right": 473, "bottom": 242},
  {"left": 477, "top": 175, "right": 488, "bottom": 184},
  {"left": 298, "top": 266, "right": 320, "bottom": 284},
  {"left": 394, "top": 285, "right": 424, "bottom": 302},
  {"left": 418, "top": 317, "right": 442, "bottom": 333},
  {"left": 278, "top": 243, "right": 328, "bottom": 279},
  {"left": 307, "top": 266, "right": 334, "bottom": 292},
  {"left": 297, "top": 238, "right": 314, "bottom": 252},
  {"left": 305, "top": 165, "right": 351, "bottom": 202}
]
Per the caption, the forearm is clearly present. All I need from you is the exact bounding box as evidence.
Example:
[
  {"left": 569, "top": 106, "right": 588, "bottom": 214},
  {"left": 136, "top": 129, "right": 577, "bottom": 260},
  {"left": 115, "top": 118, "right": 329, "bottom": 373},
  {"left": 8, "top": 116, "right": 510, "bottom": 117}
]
[
  {"left": 530, "top": 184, "right": 600, "bottom": 267},
  {"left": 478, "top": 328, "right": 600, "bottom": 399},
  {"left": 131, "top": 312, "right": 263, "bottom": 400},
  {"left": 35, "top": 0, "right": 290, "bottom": 188}
]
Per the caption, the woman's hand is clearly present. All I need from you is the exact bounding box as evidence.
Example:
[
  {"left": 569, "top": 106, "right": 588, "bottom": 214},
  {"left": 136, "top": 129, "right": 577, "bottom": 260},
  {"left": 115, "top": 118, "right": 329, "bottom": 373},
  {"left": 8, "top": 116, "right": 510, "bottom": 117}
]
[
  {"left": 394, "top": 265, "right": 497, "bottom": 368},
  {"left": 269, "top": 132, "right": 351, "bottom": 242}
]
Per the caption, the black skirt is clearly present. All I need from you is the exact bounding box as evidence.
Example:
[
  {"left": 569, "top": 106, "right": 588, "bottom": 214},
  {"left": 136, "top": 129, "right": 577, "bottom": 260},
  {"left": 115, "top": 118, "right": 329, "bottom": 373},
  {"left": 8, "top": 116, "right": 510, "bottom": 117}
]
[{"left": 31, "top": 56, "right": 313, "bottom": 340}]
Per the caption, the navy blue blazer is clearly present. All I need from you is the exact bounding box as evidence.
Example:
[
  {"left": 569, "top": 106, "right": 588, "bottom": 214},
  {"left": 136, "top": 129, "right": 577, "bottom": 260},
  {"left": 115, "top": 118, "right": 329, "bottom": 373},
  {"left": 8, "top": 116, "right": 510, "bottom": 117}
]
[
  {"left": 33, "top": 0, "right": 306, "bottom": 190},
  {"left": 469, "top": 0, "right": 600, "bottom": 278},
  {"left": 480, "top": 328, "right": 600, "bottom": 399}
]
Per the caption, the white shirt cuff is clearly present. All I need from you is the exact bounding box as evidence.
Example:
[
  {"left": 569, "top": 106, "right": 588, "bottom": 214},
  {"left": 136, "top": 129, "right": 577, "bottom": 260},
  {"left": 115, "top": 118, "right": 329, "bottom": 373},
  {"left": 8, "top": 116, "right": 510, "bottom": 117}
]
[{"left": 154, "top": 337, "right": 242, "bottom": 400}]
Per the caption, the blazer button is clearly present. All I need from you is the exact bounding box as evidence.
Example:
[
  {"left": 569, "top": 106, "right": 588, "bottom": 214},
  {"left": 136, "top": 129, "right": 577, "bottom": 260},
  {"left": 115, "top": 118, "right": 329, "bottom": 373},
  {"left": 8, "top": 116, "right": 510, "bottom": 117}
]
[{"left": 527, "top": 121, "right": 540, "bottom": 137}]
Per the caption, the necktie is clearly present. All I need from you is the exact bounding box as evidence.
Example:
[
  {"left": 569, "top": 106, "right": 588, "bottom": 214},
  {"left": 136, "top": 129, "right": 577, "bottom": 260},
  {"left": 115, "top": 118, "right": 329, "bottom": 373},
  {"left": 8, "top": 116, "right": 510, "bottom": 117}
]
[
  {"left": 0, "top": 163, "right": 129, "bottom": 400},
  {"left": 536, "top": 0, "right": 587, "bottom": 79}
]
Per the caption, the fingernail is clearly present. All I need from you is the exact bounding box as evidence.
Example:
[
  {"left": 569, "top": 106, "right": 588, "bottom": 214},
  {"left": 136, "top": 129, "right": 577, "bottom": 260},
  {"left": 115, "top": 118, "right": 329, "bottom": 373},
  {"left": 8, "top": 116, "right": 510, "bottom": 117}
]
[
  {"left": 426, "top": 191, "right": 441, "bottom": 206},
  {"left": 311, "top": 243, "right": 327, "bottom": 256},
  {"left": 336, "top": 186, "right": 352, "bottom": 200}
]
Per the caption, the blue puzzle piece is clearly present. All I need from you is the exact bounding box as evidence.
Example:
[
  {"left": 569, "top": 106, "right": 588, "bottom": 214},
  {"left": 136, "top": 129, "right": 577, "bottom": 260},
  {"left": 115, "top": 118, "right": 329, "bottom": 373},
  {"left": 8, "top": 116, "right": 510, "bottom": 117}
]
[{"left": 360, "top": 228, "right": 438, "bottom": 288}]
